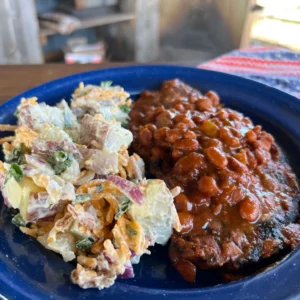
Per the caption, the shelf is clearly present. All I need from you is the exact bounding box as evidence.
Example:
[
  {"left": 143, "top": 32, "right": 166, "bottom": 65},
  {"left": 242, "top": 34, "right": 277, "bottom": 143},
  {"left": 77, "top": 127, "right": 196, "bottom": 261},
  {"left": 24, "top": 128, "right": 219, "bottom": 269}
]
[{"left": 39, "top": 12, "right": 136, "bottom": 38}]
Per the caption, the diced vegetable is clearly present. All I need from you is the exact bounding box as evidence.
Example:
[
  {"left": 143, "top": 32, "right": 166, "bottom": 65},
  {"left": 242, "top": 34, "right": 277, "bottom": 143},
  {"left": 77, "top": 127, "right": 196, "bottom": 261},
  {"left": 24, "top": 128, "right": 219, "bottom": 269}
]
[
  {"left": 80, "top": 115, "right": 133, "bottom": 153},
  {"left": 114, "top": 196, "right": 132, "bottom": 220},
  {"left": 128, "top": 179, "right": 178, "bottom": 246},
  {"left": 85, "top": 149, "right": 118, "bottom": 175},
  {"left": 126, "top": 226, "right": 137, "bottom": 236},
  {"left": 76, "top": 237, "right": 95, "bottom": 251},
  {"left": 12, "top": 213, "right": 27, "bottom": 227},
  {"left": 118, "top": 260, "right": 134, "bottom": 279},
  {"left": 96, "top": 184, "right": 104, "bottom": 193},
  {"left": 5, "top": 143, "right": 29, "bottom": 165},
  {"left": 5, "top": 164, "right": 24, "bottom": 184},
  {"left": 25, "top": 154, "right": 55, "bottom": 176},
  {"left": 120, "top": 104, "right": 131, "bottom": 114},
  {"left": 100, "top": 81, "right": 113, "bottom": 88},
  {"left": 26, "top": 192, "right": 58, "bottom": 222},
  {"left": 108, "top": 175, "right": 144, "bottom": 205},
  {"left": 14, "top": 110, "right": 19, "bottom": 118},
  {"left": 46, "top": 151, "right": 73, "bottom": 175},
  {"left": 73, "top": 193, "right": 93, "bottom": 204}
]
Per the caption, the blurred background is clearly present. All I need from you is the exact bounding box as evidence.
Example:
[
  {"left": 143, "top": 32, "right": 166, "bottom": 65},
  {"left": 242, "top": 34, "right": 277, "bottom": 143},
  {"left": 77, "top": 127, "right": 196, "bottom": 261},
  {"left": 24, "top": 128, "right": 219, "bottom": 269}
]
[{"left": 0, "top": 0, "right": 299, "bottom": 65}]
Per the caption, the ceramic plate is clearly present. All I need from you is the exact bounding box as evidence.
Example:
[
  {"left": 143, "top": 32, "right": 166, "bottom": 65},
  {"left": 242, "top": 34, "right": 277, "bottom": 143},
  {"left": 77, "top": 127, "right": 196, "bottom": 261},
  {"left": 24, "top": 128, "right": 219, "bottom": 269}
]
[{"left": 1, "top": 66, "right": 300, "bottom": 300}]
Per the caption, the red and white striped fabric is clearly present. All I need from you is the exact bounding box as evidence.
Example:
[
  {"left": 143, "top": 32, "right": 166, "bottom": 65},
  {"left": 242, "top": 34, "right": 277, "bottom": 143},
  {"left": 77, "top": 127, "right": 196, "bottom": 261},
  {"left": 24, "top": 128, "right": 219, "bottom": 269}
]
[{"left": 197, "top": 47, "right": 300, "bottom": 98}]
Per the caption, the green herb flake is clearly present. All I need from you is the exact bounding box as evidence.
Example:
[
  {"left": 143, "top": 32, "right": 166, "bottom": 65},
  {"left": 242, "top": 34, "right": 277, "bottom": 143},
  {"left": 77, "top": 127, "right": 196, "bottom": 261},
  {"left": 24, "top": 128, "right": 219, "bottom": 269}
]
[
  {"left": 114, "top": 196, "right": 132, "bottom": 220},
  {"left": 75, "top": 237, "right": 95, "bottom": 251},
  {"left": 14, "top": 110, "right": 19, "bottom": 118},
  {"left": 96, "top": 184, "right": 104, "bottom": 193},
  {"left": 120, "top": 104, "right": 131, "bottom": 114},
  {"left": 73, "top": 193, "right": 93, "bottom": 204},
  {"left": 5, "top": 164, "right": 24, "bottom": 184},
  {"left": 5, "top": 143, "right": 29, "bottom": 165},
  {"left": 112, "top": 237, "right": 119, "bottom": 249},
  {"left": 100, "top": 81, "right": 113, "bottom": 88},
  {"left": 126, "top": 226, "right": 137, "bottom": 236},
  {"left": 12, "top": 213, "right": 27, "bottom": 227},
  {"left": 46, "top": 151, "right": 73, "bottom": 175},
  {"left": 121, "top": 121, "right": 128, "bottom": 128}
]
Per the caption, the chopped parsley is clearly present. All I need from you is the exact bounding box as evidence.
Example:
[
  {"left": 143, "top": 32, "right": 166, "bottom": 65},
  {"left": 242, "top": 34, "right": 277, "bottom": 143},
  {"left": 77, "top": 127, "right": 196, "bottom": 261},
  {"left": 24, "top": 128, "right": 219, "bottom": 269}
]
[
  {"left": 46, "top": 151, "right": 73, "bottom": 175},
  {"left": 14, "top": 110, "right": 19, "bottom": 118},
  {"left": 5, "top": 143, "right": 29, "bottom": 165},
  {"left": 12, "top": 213, "right": 28, "bottom": 227},
  {"left": 4, "top": 164, "right": 24, "bottom": 184},
  {"left": 114, "top": 196, "right": 132, "bottom": 220},
  {"left": 100, "top": 81, "right": 113, "bottom": 88},
  {"left": 96, "top": 184, "right": 104, "bottom": 193},
  {"left": 126, "top": 226, "right": 137, "bottom": 236},
  {"left": 75, "top": 237, "right": 95, "bottom": 251},
  {"left": 112, "top": 237, "right": 119, "bottom": 249},
  {"left": 73, "top": 193, "right": 93, "bottom": 204},
  {"left": 120, "top": 104, "right": 131, "bottom": 114}
]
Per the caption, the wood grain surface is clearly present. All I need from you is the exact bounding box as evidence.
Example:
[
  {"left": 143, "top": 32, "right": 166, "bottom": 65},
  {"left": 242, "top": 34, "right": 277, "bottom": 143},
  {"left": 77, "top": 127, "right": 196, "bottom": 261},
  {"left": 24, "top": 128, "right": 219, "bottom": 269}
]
[{"left": 0, "top": 63, "right": 127, "bottom": 104}]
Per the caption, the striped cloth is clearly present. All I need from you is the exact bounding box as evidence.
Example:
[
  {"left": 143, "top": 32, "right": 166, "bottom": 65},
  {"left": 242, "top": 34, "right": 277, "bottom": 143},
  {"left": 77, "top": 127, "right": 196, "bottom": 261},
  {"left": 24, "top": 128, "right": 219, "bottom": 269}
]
[{"left": 198, "top": 46, "right": 300, "bottom": 98}]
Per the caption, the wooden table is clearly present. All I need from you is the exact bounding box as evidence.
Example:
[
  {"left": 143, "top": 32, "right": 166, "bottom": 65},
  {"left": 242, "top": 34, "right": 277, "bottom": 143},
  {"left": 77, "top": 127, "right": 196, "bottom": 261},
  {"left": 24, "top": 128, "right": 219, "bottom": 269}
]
[{"left": 0, "top": 63, "right": 125, "bottom": 104}]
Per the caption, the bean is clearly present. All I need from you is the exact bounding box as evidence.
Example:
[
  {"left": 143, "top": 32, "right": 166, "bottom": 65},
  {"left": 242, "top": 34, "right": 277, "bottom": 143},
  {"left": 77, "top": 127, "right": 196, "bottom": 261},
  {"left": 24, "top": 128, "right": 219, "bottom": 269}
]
[
  {"left": 235, "top": 149, "right": 248, "bottom": 165},
  {"left": 230, "top": 127, "right": 242, "bottom": 138},
  {"left": 206, "top": 147, "right": 228, "bottom": 169},
  {"left": 145, "top": 124, "right": 157, "bottom": 133},
  {"left": 184, "top": 131, "right": 197, "bottom": 139},
  {"left": 213, "top": 204, "right": 222, "bottom": 215},
  {"left": 175, "top": 193, "right": 191, "bottom": 212},
  {"left": 246, "top": 130, "right": 257, "bottom": 143},
  {"left": 166, "top": 128, "right": 183, "bottom": 143},
  {"left": 174, "top": 138, "right": 199, "bottom": 152},
  {"left": 196, "top": 97, "right": 213, "bottom": 111},
  {"left": 205, "top": 91, "right": 220, "bottom": 106},
  {"left": 228, "top": 157, "right": 248, "bottom": 173},
  {"left": 173, "top": 114, "right": 186, "bottom": 123},
  {"left": 231, "top": 186, "right": 246, "bottom": 203},
  {"left": 229, "top": 112, "right": 243, "bottom": 121},
  {"left": 154, "top": 127, "right": 169, "bottom": 141},
  {"left": 156, "top": 111, "right": 173, "bottom": 128},
  {"left": 270, "top": 144, "right": 280, "bottom": 160},
  {"left": 173, "top": 259, "right": 196, "bottom": 283},
  {"left": 219, "top": 127, "right": 231, "bottom": 139},
  {"left": 203, "top": 138, "right": 222, "bottom": 148},
  {"left": 178, "top": 212, "right": 194, "bottom": 234},
  {"left": 254, "top": 149, "right": 271, "bottom": 166},
  {"left": 175, "top": 103, "right": 185, "bottom": 111},
  {"left": 245, "top": 149, "right": 257, "bottom": 170},
  {"left": 239, "top": 195, "right": 261, "bottom": 222},
  {"left": 261, "top": 174, "right": 278, "bottom": 192},
  {"left": 253, "top": 125, "right": 262, "bottom": 134},
  {"left": 172, "top": 149, "right": 184, "bottom": 159},
  {"left": 216, "top": 109, "right": 229, "bottom": 120},
  {"left": 216, "top": 185, "right": 235, "bottom": 204},
  {"left": 139, "top": 128, "right": 153, "bottom": 147},
  {"left": 197, "top": 176, "right": 220, "bottom": 196}
]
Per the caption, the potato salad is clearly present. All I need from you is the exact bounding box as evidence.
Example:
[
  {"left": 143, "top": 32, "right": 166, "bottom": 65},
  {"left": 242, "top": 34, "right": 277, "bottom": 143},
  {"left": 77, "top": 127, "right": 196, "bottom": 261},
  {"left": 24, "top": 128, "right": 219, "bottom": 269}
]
[{"left": 0, "top": 81, "right": 181, "bottom": 290}]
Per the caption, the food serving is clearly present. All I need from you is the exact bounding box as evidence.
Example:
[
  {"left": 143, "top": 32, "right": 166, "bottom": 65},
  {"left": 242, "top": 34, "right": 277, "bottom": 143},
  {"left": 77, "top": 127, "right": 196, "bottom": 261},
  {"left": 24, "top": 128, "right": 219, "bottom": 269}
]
[
  {"left": 1, "top": 77, "right": 299, "bottom": 291},
  {"left": 0, "top": 81, "right": 181, "bottom": 290},
  {"left": 129, "top": 79, "right": 300, "bottom": 282}
]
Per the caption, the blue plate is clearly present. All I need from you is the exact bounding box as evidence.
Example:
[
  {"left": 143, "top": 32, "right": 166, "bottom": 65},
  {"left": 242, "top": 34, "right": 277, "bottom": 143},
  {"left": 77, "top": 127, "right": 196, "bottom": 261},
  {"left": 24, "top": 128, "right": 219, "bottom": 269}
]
[{"left": 1, "top": 66, "right": 300, "bottom": 300}]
